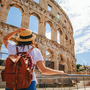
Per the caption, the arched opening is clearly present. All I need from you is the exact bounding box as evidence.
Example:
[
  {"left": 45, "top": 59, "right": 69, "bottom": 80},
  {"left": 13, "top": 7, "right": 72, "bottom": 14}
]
[
  {"left": 57, "top": 28, "right": 63, "bottom": 44},
  {"left": 29, "top": 14, "right": 39, "bottom": 34},
  {"left": 6, "top": 7, "right": 22, "bottom": 27},
  {"left": 46, "top": 23, "right": 51, "bottom": 39},
  {"left": 58, "top": 54, "right": 65, "bottom": 71},
  {"left": 57, "top": 31, "right": 60, "bottom": 44},
  {"left": 45, "top": 49, "right": 54, "bottom": 69}
]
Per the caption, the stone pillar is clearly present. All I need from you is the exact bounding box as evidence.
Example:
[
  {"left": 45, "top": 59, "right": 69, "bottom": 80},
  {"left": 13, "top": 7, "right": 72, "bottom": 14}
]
[
  {"left": 0, "top": 3, "right": 10, "bottom": 22},
  {"left": 60, "top": 35, "right": 64, "bottom": 46},
  {"left": 51, "top": 27, "right": 57, "bottom": 42},
  {"left": 38, "top": 43, "right": 46, "bottom": 64},
  {"left": 53, "top": 51, "right": 59, "bottom": 70},
  {"left": 66, "top": 40, "right": 70, "bottom": 49},
  {"left": 38, "top": 20, "right": 45, "bottom": 36},
  {"left": 63, "top": 34, "right": 65, "bottom": 47},
  {"left": 42, "top": 44, "right": 47, "bottom": 64},
  {"left": 39, "top": 0, "right": 46, "bottom": 9},
  {"left": 64, "top": 63, "right": 68, "bottom": 73},
  {"left": 70, "top": 58, "right": 73, "bottom": 74},
  {"left": 21, "top": 12, "right": 30, "bottom": 28}
]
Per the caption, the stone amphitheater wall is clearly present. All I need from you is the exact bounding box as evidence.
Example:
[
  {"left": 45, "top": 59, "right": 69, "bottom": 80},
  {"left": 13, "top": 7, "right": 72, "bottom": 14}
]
[{"left": 0, "top": 0, "right": 76, "bottom": 73}]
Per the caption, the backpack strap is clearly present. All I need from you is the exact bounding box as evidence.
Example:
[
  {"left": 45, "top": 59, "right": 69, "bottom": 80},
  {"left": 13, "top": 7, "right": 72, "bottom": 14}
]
[
  {"left": 16, "top": 47, "right": 18, "bottom": 55},
  {"left": 27, "top": 46, "right": 35, "bottom": 54}
]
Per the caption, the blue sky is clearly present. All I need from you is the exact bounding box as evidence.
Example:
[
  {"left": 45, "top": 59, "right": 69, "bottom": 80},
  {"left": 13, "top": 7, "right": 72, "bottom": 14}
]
[
  {"left": 1, "top": 0, "right": 90, "bottom": 66},
  {"left": 55, "top": 0, "right": 90, "bottom": 65}
]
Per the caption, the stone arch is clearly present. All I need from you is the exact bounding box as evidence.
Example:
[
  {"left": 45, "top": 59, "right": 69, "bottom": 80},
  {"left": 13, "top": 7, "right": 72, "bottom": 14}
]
[
  {"left": 9, "top": 4, "right": 24, "bottom": 13},
  {"left": 57, "top": 28, "right": 63, "bottom": 35},
  {"left": 60, "top": 54, "right": 64, "bottom": 61},
  {"left": 30, "top": 12, "right": 41, "bottom": 20},
  {"left": 45, "top": 49, "right": 54, "bottom": 69},
  {"left": 6, "top": 6, "right": 22, "bottom": 27},
  {"left": 46, "top": 20, "right": 53, "bottom": 27},
  {"left": 46, "top": 49, "right": 54, "bottom": 61}
]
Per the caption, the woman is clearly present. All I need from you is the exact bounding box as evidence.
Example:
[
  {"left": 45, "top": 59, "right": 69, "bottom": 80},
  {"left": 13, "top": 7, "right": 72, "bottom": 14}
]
[{"left": 3, "top": 27, "right": 68, "bottom": 90}]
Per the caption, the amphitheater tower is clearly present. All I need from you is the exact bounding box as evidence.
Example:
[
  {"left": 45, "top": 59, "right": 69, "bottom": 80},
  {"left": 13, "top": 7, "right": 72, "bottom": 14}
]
[{"left": 0, "top": 0, "right": 76, "bottom": 74}]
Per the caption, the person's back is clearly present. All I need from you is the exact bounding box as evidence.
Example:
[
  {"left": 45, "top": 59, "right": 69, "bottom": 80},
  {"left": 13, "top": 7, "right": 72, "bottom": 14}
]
[{"left": 3, "top": 28, "right": 68, "bottom": 90}]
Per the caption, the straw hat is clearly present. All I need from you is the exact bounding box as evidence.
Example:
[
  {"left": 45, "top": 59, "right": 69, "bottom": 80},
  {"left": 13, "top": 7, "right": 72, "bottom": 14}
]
[{"left": 16, "top": 29, "right": 36, "bottom": 42}]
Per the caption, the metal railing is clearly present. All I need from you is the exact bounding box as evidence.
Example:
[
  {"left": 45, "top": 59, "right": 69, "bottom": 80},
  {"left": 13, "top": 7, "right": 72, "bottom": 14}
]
[
  {"left": 0, "top": 72, "right": 90, "bottom": 89},
  {"left": 36, "top": 74, "right": 90, "bottom": 90},
  {"left": 0, "top": 52, "right": 8, "bottom": 60}
]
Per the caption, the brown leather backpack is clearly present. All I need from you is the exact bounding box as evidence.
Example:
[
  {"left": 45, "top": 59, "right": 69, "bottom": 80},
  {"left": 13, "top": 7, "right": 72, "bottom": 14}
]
[{"left": 1, "top": 47, "right": 35, "bottom": 90}]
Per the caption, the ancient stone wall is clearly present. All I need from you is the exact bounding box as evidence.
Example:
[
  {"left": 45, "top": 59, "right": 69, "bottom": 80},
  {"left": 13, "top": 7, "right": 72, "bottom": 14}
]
[{"left": 0, "top": 0, "right": 76, "bottom": 73}]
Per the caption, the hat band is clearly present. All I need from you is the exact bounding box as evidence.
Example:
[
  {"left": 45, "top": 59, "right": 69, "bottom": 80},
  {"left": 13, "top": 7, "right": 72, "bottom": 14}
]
[{"left": 20, "top": 34, "right": 33, "bottom": 39}]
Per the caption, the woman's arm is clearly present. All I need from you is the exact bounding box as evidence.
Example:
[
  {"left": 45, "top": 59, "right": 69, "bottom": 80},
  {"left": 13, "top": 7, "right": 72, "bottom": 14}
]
[
  {"left": 36, "top": 60, "right": 68, "bottom": 75},
  {"left": 3, "top": 28, "right": 26, "bottom": 48}
]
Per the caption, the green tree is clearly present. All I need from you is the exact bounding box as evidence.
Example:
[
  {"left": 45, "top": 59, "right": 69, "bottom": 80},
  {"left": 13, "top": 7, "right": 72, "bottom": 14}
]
[
  {"left": 76, "top": 64, "right": 82, "bottom": 69},
  {"left": 76, "top": 64, "right": 82, "bottom": 72}
]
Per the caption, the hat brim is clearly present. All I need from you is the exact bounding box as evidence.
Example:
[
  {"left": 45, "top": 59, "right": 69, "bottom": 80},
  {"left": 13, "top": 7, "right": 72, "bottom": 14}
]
[{"left": 16, "top": 34, "right": 36, "bottom": 42}]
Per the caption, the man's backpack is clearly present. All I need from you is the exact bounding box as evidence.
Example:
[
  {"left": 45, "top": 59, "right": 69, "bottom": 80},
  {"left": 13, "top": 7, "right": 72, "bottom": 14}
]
[{"left": 1, "top": 47, "right": 35, "bottom": 90}]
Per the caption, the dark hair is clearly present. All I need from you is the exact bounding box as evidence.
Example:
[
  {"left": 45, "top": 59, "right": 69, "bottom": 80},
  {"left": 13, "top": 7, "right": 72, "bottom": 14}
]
[
  {"left": 17, "top": 41, "right": 33, "bottom": 46},
  {"left": 16, "top": 41, "right": 35, "bottom": 50}
]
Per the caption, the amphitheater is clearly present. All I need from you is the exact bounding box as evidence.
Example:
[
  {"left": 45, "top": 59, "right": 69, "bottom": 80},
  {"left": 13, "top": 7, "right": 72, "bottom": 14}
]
[{"left": 0, "top": 0, "right": 76, "bottom": 74}]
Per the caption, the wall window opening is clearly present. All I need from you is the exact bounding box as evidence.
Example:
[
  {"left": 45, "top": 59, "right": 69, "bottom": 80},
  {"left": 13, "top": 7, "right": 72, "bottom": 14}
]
[
  {"left": 29, "top": 15, "right": 39, "bottom": 34},
  {"left": 34, "top": 0, "right": 39, "bottom": 4},
  {"left": 6, "top": 7, "right": 22, "bottom": 27},
  {"left": 48, "top": 4, "right": 51, "bottom": 11},
  {"left": 45, "top": 50, "right": 54, "bottom": 69},
  {"left": 46, "top": 23, "right": 51, "bottom": 39},
  {"left": 57, "top": 31, "right": 60, "bottom": 44},
  {"left": 64, "top": 20, "right": 66, "bottom": 23},
  {"left": 57, "top": 13, "right": 60, "bottom": 18}
]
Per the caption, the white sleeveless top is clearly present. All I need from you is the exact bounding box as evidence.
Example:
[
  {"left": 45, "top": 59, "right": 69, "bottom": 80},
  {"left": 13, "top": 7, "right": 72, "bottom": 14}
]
[{"left": 7, "top": 42, "right": 44, "bottom": 84}]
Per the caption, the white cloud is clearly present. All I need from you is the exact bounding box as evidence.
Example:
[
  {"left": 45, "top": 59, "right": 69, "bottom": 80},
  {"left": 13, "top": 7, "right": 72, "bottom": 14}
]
[
  {"left": 55, "top": 0, "right": 90, "bottom": 54},
  {"left": 75, "top": 33, "right": 90, "bottom": 44},
  {"left": 74, "top": 30, "right": 82, "bottom": 37}
]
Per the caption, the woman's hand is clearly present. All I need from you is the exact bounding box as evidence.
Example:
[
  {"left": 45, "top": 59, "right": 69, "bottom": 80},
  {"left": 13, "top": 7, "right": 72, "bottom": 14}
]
[
  {"left": 59, "top": 71, "right": 68, "bottom": 75},
  {"left": 16, "top": 27, "right": 26, "bottom": 33},
  {"left": 3, "top": 27, "right": 27, "bottom": 48}
]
